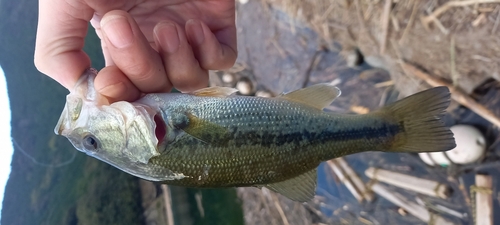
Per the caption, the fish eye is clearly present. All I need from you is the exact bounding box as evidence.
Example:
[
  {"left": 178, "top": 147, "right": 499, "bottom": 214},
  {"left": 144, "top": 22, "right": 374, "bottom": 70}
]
[{"left": 82, "top": 134, "right": 100, "bottom": 152}]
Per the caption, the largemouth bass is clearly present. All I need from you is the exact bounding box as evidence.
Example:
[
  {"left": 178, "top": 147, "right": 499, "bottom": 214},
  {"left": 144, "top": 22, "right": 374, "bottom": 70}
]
[{"left": 55, "top": 68, "right": 455, "bottom": 202}]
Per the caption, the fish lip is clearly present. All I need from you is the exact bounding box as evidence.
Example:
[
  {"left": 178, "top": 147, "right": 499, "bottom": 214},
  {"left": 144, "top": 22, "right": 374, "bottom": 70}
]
[
  {"left": 54, "top": 103, "right": 68, "bottom": 135},
  {"left": 54, "top": 68, "right": 99, "bottom": 136}
]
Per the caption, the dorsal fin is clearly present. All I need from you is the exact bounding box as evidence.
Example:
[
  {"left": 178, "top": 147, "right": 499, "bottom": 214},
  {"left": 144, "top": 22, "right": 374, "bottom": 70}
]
[
  {"left": 265, "top": 169, "right": 317, "bottom": 202},
  {"left": 279, "top": 84, "right": 341, "bottom": 110},
  {"left": 191, "top": 86, "right": 238, "bottom": 97}
]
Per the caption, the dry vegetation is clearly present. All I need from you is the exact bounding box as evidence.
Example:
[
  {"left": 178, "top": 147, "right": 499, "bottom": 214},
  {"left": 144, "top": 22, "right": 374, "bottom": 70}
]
[{"left": 264, "top": 0, "right": 500, "bottom": 96}]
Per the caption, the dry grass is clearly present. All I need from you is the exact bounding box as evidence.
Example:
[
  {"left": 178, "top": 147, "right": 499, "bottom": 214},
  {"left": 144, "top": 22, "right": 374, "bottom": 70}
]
[{"left": 264, "top": 0, "right": 500, "bottom": 96}]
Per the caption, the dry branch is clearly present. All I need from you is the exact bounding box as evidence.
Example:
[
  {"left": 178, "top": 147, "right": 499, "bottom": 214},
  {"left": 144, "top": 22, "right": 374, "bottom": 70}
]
[
  {"left": 401, "top": 62, "right": 500, "bottom": 128},
  {"left": 365, "top": 167, "right": 451, "bottom": 199},
  {"left": 474, "top": 174, "right": 493, "bottom": 225},
  {"left": 370, "top": 183, "right": 454, "bottom": 224}
]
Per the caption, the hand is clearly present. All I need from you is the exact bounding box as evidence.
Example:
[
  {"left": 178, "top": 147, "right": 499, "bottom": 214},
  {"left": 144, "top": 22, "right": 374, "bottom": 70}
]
[{"left": 35, "top": 0, "right": 237, "bottom": 102}]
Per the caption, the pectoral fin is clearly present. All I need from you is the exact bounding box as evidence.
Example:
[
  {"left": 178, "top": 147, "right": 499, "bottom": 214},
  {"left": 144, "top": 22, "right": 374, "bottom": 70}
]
[
  {"left": 279, "top": 84, "right": 341, "bottom": 110},
  {"left": 191, "top": 86, "right": 238, "bottom": 97},
  {"left": 175, "top": 112, "right": 229, "bottom": 145},
  {"left": 265, "top": 169, "right": 317, "bottom": 202}
]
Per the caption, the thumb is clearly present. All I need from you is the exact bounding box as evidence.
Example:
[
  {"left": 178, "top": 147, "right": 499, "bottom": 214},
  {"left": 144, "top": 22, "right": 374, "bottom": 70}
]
[{"left": 34, "top": 0, "right": 94, "bottom": 89}]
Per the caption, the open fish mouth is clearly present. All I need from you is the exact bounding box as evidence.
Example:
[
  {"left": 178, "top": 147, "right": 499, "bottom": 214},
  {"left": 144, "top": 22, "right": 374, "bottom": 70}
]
[{"left": 54, "top": 68, "right": 108, "bottom": 136}]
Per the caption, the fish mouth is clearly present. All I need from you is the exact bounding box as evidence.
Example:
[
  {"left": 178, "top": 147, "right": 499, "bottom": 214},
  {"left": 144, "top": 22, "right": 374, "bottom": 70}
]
[
  {"left": 54, "top": 104, "right": 69, "bottom": 135},
  {"left": 154, "top": 114, "right": 166, "bottom": 146},
  {"left": 54, "top": 68, "right": 102, "bottom": 136}
]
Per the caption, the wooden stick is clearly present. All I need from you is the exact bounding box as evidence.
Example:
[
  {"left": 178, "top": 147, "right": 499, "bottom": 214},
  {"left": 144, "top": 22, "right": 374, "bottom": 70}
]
[
  {"left": 416, "top": 197, "right": 466, "bottom": 219},
  {"left": 327, "top": 160, "right": 364, "bottom": 202},
  {"left": 474, "top": 174, "right": 493, "bottom": 225},
  {"left": 401, "top": 62, "right": 500, "bottom": 127},
  {"left": 270, "top": 193, "right": 290, "bottom": 225},
  {"left": 334, "top": 158, "right": 375, "bottom": 202},
  {"left": 370, "top": 183, "right": 454, "bottom": 224},
  {"left": 365, "top": 167, "right": 451, "bottom": 199}
]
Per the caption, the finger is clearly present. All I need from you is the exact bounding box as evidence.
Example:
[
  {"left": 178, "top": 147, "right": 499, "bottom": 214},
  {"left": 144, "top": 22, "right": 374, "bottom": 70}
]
[
  {"left": 94, "top": 66, "right": 140, "bottom": 102},
  {"left": 154, "top": 21, "right": 208, "bottom": 92},
  {"left": 90, "top": 15, "right": 115, "bottom": 66},
  {"left": 100, "top": 10, "right": 171, "bottom": 94},
  {"left": 35, "top": 0, "right": 95, "bottom": 89},
  {"left": 185, "top": 19, "right": 237, "bottom": 70}
]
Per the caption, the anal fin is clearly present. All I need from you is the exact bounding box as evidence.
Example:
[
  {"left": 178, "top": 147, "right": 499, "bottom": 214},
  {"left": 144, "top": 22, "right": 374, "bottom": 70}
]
[{"left": 265, "top": 169, "right": 317, "bottom": 202}]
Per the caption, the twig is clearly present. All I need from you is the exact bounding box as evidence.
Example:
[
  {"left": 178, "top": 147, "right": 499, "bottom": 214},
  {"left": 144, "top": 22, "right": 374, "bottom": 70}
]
[
  {"left": 473, "top": 174, "right": 493, "bottom": 225},
  {"left": 415, "top": 197, "right": 466, "bottom": 219},
  {"left": 365, "top": 167, "right": 451, "bottom": 199},
  {"left": 354, "top": 0, "right": 379, "bottom": 48},
  {"left": 260, "top": 188, "right": 279, "bottom": 225},
  {"left": 492, "top": 6, "right": 500, "bottom": 33},
  {"left": 390, "top": 14, "right": 400, "bottom": 31},
  {"left": 335, "top": 158, "right": 375, "bottom": 202},
  {"left": 380, "top": 0, "right": 393, "bottom": 54},
  {"left": 450, "top": 36, "right": 458, "bottom": 86},
  {"left": 195, "top": 192, "right": 205, "bottom": 218},
  {"left": 374, "top": 80, "right": 394, "bottom": 88},
  {"left": 161, "top": 185, "right": 175, "bottom": 225},
  {"left": 399, "top": 1, "right": 419, "bottom": 44},
  {"left": 401, "top": 62, "right": 500, "bottom": 128},
  {"left": 458, "top": 177, "right": 472, "bottom": 207},
  {"left": 327, "top": 160, "right": 364, "bottom": 202},
  {"left": 270, "top": 193, "right": 290, "bottom": 225},
  {"left": 370, "top": 183, "right": 454, "bottom": 224},
  {"left": 320, "top": 3, "right": 336, "bottom": 21},
  {"left": 421, "top": 0, "right": 500, "bottom": 29},
  {"left": 472, "top": 13, "right": 487, "bottom": 27}
]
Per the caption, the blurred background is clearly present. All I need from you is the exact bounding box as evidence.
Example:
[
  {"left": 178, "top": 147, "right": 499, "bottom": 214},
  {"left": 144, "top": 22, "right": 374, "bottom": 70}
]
[{"left": 2, "top": 0, "right": 500, "bottom": 224}]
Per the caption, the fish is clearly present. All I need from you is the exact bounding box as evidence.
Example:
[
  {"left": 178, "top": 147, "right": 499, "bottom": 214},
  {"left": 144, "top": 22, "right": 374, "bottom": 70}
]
[{"left": 55, "top": 68, "right": 456, "bottom": 202}]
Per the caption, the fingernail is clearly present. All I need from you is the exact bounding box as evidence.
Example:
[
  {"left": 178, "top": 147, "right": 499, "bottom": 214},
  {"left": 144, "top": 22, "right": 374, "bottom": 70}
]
[
  {"left": 187, "top": 20, "right": 205, "bottom": 46},
  {"left": 154, "top": 22, "right": 180, "bottom": 53},
  {"left": 101, "top": 15, "right": 134, "bottom": 48}
]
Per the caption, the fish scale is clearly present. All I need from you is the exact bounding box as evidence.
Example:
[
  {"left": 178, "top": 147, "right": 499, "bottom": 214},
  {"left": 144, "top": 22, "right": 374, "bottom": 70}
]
[{"left": 55, "top": 69, "right": 456, "bottom": 202}]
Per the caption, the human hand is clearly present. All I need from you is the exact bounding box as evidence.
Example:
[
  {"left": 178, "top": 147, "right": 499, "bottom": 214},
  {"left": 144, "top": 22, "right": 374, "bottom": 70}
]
[{"left": 35, "top": 0, "right": 237, "bottom": 102}]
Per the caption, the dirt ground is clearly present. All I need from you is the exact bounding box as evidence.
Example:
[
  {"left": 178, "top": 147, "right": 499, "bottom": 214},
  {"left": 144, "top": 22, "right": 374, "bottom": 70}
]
[{"left": 222, "top": 1, "right": 500, "bottom": 225}]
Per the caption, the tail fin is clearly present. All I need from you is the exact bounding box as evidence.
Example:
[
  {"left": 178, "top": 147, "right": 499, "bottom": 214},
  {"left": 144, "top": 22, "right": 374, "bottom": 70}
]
[{"left": 380, "top": 87, "right": 456, "bottom": 152}]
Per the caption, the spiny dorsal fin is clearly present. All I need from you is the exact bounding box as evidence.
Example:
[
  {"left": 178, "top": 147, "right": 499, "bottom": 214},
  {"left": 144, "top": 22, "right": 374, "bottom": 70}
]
[
  {"left": 279, "top": 84, "right": 341, "bottom": 110},
  {"left": 265, "top": 169, "right": 317, "bottom": 202},
  {"left": 191, "top": 86, "right": 238, "bottom": 97}
]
